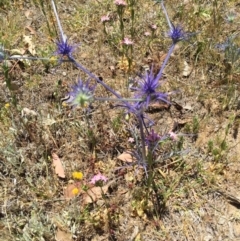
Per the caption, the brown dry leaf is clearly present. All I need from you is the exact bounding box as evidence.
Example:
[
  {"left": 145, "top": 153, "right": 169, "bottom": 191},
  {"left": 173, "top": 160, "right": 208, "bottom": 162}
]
[
  {"left": 23, "top": 35, "right": 36, "bottom": 55},
  {"left": 21, "top": 107, "right": 38, "bottom": 117},
  {"left": 182, "top": 60, "right": 192, "bottom": 77},
  {"left": 147, "top": 101, "right": 170, "bottom": 113},
  {"left": 42, "top": 117, "right": 56, "bottom": 126},
  {"left": 134, "top": 233, "right": 142, "bottom": 241},
  {"left": 63, "top": 183, "right": 80, "bottom": 199},
  {"left": 25, "top": 26, "right": 36, "bottom": 35},
  {"left": 91, "top": 234, "right": 108, "bottom": 241},
  {"left": 10, "top": 48, "right": 25, "bottom": 55},
  {"left": 55, "top": 228, "right": 72, "bottom": 241},
  {"left": 24, "top": 10, "right": 32, "bottom": 19},
  {"left": 125, "top": 171, "right": 134, "bottom": 182},
  {"left": 117, "top": 152, "right": 136, "bottom": 163},
  {"left": 158, "top": 169, "right": 166, "bottom": 178},
  {"left": 83, "top": 184, "right": 109, "bottom": 204},
  {"left": 52, "top": 153, "right": 65, "bottom": 178}
]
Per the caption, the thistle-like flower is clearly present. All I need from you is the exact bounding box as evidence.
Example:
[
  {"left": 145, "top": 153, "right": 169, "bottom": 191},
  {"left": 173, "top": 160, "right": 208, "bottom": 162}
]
[
  {"left": 160, "top": 1, "right": 193, "bottom": 44},
  {"left": 167, "top": 24, "right": 187, "bottom": 44},
  {"left": 132, "top": 67, "right": 168, "bottom": 110},
  {"left": 51, "top": 0, "right": 77, "bottom": 58},
  {"left": 65, "top": 79, "right": 95, "bottom": 108},
  {"left": 55, "top": 39, "right": 76, "bottom": 57}
]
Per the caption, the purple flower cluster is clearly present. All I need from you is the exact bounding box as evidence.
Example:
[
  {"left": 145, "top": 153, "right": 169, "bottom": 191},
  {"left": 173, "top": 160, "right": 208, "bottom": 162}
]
[
  {"left": 132, "top": 67, "right": 168, "bottom": 110},
  {"left": 55, "top": 39, "right": 76, "bottom": 57},
  {"left": 167, "top": 24, "right": 187, "bottom": 44}
]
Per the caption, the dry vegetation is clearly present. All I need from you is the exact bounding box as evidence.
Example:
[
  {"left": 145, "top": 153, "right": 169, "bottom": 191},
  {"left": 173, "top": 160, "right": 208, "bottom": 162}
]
[{"left": 1, "top": 0, "right": 240, "bottom": 240}]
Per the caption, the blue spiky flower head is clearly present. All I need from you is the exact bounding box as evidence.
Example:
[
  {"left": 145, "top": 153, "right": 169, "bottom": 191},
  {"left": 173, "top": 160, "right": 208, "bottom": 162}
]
[
  {"left": 159, "top": 1, "right": 194, "bottom": 44},
  {"left": 132, "top": 67, "right": 168, "bottom": 110},
  {"left": 65, "top": 79, "right": 95, "bottom": 108},
  {"left": 168, "top": 24, "right": 187, "bottom": 44},
  {"left": 55, "top": 38, "right": 77, "bottom": 57}
]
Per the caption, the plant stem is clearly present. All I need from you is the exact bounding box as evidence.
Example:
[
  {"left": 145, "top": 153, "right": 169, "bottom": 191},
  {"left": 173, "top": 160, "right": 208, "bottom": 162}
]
[
  {"left": 95, "top": 97, "right": 142, "bottom": 102},
  {"left": 68, "top": 56, "right": 124, "bottom": 100},
  {"left": 137, "top": 114, "right": 147, "bottom": 163},
  {"left": 51, "top": 0, "right": 66, "bottom": 42},
  {"left": 155, "top": 44, "right": 175, "bottom": 81}
]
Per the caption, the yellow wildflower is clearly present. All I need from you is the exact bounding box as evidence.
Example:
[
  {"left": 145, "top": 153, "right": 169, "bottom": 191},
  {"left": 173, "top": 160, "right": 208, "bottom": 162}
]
[
  {"left": 72, "top": 187, "right": 79, "bottom": 195},
  {"left": 72, "top": 171, "right": 83, "bottom": 180},
  {"left": 49, "top": 56, "right": 58, "bottom": 65},
  {"left": 4, "top": 103, "right": 10, "bottom": 108}
]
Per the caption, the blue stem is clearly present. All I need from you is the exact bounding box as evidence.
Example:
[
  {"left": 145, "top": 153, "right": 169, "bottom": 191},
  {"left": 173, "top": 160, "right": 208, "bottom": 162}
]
[
  {"left": 137, "top": 114, "right": 147, "bottom": 163},
  {"left": 161, "top": 1, "right": 173, "bottom": 30},
  {"left": 155, "top": 43, "right": 175, "bottom": 82},
  {"left": 51, "top": 0, "right": 66, "bottom": 42},
  {"left": 68, "top": 56, "right": 125, "bottom": 100},
  {"left": 95, "top": 97, "right": 142, "bottom": 102}
]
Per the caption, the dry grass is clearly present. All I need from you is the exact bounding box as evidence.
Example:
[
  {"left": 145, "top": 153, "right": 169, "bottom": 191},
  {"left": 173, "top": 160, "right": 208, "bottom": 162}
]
[{"left": 1, "top": 0, "right": 240, "bottom": 240}]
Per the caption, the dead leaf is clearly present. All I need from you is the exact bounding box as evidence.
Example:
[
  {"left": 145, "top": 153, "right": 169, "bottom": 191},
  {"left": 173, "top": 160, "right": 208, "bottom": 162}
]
[
  {"left": 24, "top": 10, "right": 32, "bottom": 19},
  {"left": 55, "top": 228, "right": 72, "bottom": 241},
  {"left": 147, "top": 102, "right": 170, "bottom": 112},
  {"left": 134, "top": 232, "right": 142, "bottom": 241},
  {"left": 182, "top": 60, "right": 191, "bottom": 77},
  {"left": 183, "top": 103, "right": 193, "bottom": 111},
  {"left": 23, "top": 35, "right": 36, "bottom": 55},
  {"left": 21, "top": 107, "right": 38, "bottom": 117},
  {"left": 25, "top": 26, "right": 36, "bottom": 35},
  {"left": 83, "top": 184, "right": 109, "bottom": 204},
  {"left": 52, "top": 153, "right": 65, "bottom": 178},
  {"left": 10, "top": 48, "right": 25, "bottom": 55},
  {"left": 117, "top": 152, "right": 136, "bottom": 163},
  {"left": 64, "top": 183, "right": 80, "bottom": 199},
  {"left": 158, "top": 169, "right": 166, "bottom": 178},
  {"left": 91, "top": 234, "right": 108, "bottom": 241},
  {"left": 42, "top": 117, "right": 56, "bottom": 126},
  {"left": 125, "top": 172, "right": 134, "bottom": 182}
]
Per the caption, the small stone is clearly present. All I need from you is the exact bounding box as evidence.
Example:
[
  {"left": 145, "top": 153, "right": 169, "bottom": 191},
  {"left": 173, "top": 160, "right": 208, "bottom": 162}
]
[
  {"left": 204, "top": 234, "right": 213, "bottom": 241},
  {"left": 233, "top": 223, "right": 240, "bottom": 237},
  {"left": 218, "top": 217, "right": 226, "bottom": 225}
]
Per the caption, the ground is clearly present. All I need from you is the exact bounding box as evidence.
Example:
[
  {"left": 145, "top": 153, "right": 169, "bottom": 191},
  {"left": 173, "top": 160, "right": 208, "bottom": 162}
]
[{"left": 1, "top": 0, "right": 240, "bottom": 240}]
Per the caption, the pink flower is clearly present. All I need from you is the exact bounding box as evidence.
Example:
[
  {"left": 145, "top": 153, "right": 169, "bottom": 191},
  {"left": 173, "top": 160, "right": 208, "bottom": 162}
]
[
  {"left": 90, "top": 173, "right": 108, "bottom": 185},
  {"left": 101, "top": 15, "right": 110, "bottom": 23},
  {"left": 122, "top": 37, "right": 134, "bottom": 45},
  {"left": 144, "top": 31, "right": 151, "bottom": 36},
  {"left": 128, "top": 137, "right": 135, "bottom": 143},
  {"left": 150, "top": 24, "right": 157, "bottom": 30},
  {"left": 169, "top": 131, "right": 178, "bottom": 141},
  {"left": 115, "top": 0, "right": 127, "bottom": 6}
]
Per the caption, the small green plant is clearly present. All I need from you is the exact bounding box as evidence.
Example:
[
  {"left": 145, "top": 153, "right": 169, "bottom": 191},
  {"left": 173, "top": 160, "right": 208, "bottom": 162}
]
[
  {"left": 207, "top": 136, "right": 228, "bottom": 162},
  {"left": 217, "top": 35, "right": 240, "bottom": 77},
  {"left": 192, "top": 116, "right": 200, "bottom": 134},
  {"left": 111, "top": 115, "right": 122, "bottom": 133},
  {"left": 0, "top": 0, "right": 10, "bottom": 8}
]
